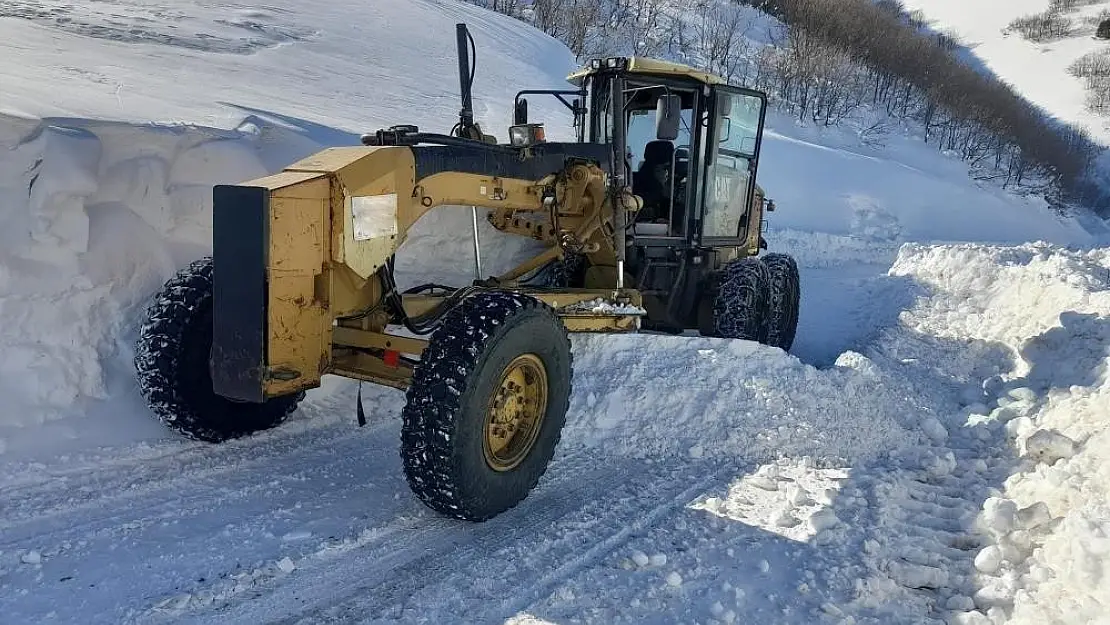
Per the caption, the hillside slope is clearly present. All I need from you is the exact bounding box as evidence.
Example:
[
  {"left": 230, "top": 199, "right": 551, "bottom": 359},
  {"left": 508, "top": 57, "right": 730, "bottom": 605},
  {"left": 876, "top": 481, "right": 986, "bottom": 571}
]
[
  {"left": 0, "top": 1, "right": 1107, "bottom": 624},
  {"left": 901, "top": 0, "right": 1110, "bottom": 145}
]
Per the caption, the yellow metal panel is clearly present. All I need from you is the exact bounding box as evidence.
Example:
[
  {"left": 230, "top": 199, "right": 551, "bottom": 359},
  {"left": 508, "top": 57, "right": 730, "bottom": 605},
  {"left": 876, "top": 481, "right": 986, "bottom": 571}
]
[
  {"left": 286, "top": 147, "right": 384, "bottom": 174},
  {"left": 237, "top": 171, "right": 327, "bottom": 196},
  {"left": 331, "top": 327, "right": 427, "bottom": 355},
  {"left": 567, "top": 56, "right": 727, "bottom": 86},
  {"left": 561, "top": 316, "right": 640, "bottom": 332},
  {"left": 333, "top": 148, "right": 416, "bottom": 279},
  {"left": 410, "top": 173, "right": 542, "bottom": 231},
  {"left": 331, "top": 350, "right": 413, "bottom": 390},
  {"left": 746, "top": 190, "right": 763, "bottom": 256},
  {"left": 265, "top": 180, "right": 331, "bottom": 396}
]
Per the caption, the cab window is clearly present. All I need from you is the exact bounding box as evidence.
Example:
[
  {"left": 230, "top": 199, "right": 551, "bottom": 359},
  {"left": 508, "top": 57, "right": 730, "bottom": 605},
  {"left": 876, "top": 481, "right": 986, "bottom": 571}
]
[{"left": 624, "top": 86, "right": 696, "bottom": 236}]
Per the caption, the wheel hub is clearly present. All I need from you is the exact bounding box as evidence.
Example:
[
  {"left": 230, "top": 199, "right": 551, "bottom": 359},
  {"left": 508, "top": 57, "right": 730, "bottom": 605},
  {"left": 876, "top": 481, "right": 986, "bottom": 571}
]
[{"left": 483, "top": 354, "right": 548, "bottom": 472}]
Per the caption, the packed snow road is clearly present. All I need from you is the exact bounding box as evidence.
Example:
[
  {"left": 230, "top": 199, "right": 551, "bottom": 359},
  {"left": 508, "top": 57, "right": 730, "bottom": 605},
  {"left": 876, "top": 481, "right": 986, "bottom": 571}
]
[{"left": 0, "top": 393, "right": 733, "bottom": 624}]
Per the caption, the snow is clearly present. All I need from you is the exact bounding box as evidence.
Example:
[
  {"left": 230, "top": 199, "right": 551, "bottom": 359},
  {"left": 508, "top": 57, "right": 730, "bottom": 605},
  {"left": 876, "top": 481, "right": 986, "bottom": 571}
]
[
  {"left": 759, "top": 115, "right": 1090, "bottom": 245},
  {"left": 0, "top": 0, "right": 1108, "bottom": 624},
  {"left": 901, "top": 0, "right": 1110, "bottom": 144}
]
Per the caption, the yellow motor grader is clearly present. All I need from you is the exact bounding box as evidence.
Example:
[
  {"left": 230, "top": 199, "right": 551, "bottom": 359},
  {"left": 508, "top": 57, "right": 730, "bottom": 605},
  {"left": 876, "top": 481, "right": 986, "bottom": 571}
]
[{"left": 134, "top": 24, "right": 800, "bottom": 521}]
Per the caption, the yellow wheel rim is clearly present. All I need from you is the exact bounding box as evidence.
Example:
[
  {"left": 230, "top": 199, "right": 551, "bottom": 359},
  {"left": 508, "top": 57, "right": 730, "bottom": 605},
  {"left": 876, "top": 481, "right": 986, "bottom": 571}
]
[{"left": 483, "top": 353, "right": 548, "bottom": 472}]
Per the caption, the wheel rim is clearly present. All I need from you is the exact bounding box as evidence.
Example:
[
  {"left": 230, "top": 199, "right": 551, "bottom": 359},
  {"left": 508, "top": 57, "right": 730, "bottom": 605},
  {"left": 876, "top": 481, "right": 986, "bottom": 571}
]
[{"left": 483, "top": 354, "right": 548, "bottom": 472}]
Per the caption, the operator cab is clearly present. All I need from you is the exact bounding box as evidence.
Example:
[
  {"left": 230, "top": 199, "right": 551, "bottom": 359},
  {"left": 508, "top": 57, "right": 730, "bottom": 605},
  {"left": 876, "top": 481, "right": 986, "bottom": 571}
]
[
  {"left": 509, "top": 56, "right": 771, "bottom": 331},
  {"left": 574, "top": 57, "right": 770, "bottom": 330}
]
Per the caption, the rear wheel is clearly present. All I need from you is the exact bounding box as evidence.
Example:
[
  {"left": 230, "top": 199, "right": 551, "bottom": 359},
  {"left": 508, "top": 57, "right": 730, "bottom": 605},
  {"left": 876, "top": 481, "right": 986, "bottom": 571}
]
[
  {"left": 762, "top": 253, "right": 801, "bottom": 351},
  {"left": 709, "top": 257, "right": 771, "bottom": 342},
  {"left": 134, "top": 257, "right": 304, "bottom": 442},
  {"left": 400, "top": 291, "right": 572, "bottom": 521}
]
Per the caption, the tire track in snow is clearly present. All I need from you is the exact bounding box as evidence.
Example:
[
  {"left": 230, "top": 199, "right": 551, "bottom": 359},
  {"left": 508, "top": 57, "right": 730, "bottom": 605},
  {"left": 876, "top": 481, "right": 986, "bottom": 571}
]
[
  {"left": 0, "top": 413, "right": 588, "bottom": 625},
  {"left": 162, "top": 457, "right": 728, "bottom": 625},
  {"left": 0, "top": 387, "right": 398, "bottom": 533},
  {"left": 827, "top": 424, "right": 1013, "bottom": 620}
]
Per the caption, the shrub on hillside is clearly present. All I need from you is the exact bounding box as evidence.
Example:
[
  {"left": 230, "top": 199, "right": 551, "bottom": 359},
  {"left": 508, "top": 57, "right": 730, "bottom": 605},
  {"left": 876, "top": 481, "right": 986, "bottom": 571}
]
[
  {"left": 1097, "top": 18, "right": 1110, "bottom": 39},
  {"left": 1070, "top": 50, "right": 1110, "bottom": 112},
  {"left": 1007, "top": 11, "right": 1074, "bottom": 42},
  {"left": 1050, "top": 0, "right": 1103, "bottom": 10},
  {"left": 1069, "top": 50, "right": 1110, "bottom": 78}
]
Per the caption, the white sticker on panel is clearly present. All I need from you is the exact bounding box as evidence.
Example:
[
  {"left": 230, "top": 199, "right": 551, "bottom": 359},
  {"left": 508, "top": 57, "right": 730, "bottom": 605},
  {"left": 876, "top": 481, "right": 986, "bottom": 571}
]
[{"left": 351, "top": 194, "right": 398, "bottom": 241}]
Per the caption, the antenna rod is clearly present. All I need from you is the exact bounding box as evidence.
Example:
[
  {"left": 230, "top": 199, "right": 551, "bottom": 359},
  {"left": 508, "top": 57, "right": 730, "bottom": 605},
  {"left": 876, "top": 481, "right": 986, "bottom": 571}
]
[{"left": 456, "top": 23, "right": 474, "bottom": 134}]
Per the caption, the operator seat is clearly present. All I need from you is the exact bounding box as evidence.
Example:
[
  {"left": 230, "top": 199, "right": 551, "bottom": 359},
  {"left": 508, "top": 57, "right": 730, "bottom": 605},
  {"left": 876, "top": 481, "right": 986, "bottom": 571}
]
[{"left": 632, "top": 140, "right": 675, "bottom": 224}]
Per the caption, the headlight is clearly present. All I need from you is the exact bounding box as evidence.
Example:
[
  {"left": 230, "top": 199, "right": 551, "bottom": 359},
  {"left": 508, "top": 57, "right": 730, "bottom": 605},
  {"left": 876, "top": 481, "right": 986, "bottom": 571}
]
[{"left": 509, "top": 124, "right": 546, "bottom": 148}]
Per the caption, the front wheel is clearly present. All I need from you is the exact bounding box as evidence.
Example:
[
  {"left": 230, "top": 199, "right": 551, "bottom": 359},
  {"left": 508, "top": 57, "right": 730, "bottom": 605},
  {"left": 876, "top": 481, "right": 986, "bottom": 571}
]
[
  {"left": 134, "top": 257, "right": 304, "bottom": 442},
  {"left": 400, "top": 291, "right": 572, "bottom": 521}
]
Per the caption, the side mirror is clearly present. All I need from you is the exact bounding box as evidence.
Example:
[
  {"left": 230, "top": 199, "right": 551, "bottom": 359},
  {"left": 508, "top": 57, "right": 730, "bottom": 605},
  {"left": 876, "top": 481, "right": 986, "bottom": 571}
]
[
  {"left": 514, "top": 98, "right": 529, "bottom": 125},
  {"left": 655, "top": 94, "right": 681, "bottom": 141}
]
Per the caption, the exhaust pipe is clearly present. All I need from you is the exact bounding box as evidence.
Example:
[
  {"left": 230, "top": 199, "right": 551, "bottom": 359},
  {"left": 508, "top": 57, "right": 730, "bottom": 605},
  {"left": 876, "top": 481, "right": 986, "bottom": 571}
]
[{"left": 456, "top": 23, "right": 475, "bottom": 137}]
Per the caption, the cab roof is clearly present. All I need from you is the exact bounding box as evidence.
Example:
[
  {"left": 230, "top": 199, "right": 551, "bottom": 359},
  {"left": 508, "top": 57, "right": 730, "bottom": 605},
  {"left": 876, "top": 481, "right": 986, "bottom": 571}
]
[{"left": 566, "top": 56, "right": 727, "bottom": 87}]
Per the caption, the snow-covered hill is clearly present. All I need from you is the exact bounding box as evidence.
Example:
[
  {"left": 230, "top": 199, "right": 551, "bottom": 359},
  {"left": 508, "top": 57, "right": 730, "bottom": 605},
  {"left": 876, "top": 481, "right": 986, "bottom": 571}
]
[
  {"left": 0, "top": 1, "right": 1107, "bottom": 624},
  {"left": 902, "top": 0, "right": 1110, "bottom": 145}
]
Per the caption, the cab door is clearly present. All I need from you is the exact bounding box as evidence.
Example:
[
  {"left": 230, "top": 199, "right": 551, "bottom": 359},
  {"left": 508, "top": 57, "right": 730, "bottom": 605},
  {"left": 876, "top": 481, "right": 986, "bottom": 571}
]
[{"left": 698, "top": 86, "right": 767, "bottom": 247}]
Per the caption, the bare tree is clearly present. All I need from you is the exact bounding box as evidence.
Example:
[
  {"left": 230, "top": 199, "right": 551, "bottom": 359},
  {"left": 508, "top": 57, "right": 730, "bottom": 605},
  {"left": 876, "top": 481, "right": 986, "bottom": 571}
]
[{"left": 691, "top": 1, "right": 754, "bottom": 83}]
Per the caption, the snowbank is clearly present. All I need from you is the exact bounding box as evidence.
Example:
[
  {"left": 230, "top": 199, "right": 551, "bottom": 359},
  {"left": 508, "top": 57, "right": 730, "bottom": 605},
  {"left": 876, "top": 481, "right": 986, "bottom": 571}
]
[
  {"left": 884, "top": 242, "right": 1110, "bottom": 624},
  {"left": 563, "top": 333, "right": 920, "bottom": 466}
]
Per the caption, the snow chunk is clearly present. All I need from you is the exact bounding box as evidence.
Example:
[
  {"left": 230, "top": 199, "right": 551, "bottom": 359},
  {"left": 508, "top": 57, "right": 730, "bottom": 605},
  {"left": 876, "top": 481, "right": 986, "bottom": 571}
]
[
  {"left": 982, "top": 498, "right": 1019, "bottom": 535},
  {"left": 946, "top": 595, "right": 976, "bottom": 611},
  {"left": 921, "top": 417, "right": 949, "bottom": 442},
  {"left": 888, "top": 561, "right": 949, "bottom": 589},
  {"left": 925, "top": 451, "right": 957, "bottom": 478},
  {"left": 560, "top": 297, "right": 645, "bottom": 315},
  {"left": 20, "top": 551, "right": 42, "bottom": 565},
  {"left": 948, "top": 611, "right": 992, "bottom": 625},
  {"left": 973, "top": 545, "right": 1003, "bottom": 575},
  {"left": 276, "top": 557, "right": 296, "bottom": 574},
  {"left": 1016, "top": 502, "right": 1052, "bottom": 530},
  {"left": 665, "top": 571, "right": 683, "bottom": 587},
  {"left": 281, "top": 530, "right": 313, "bottom": 542},
  {"left": 1007, "top": 387, "right": 1037, "bottom": 403},
  {"left": 1004, "top": 416, "right": 1035, "bottom": 440},
  {"left": 810, "top": 508, "right": 839, "bottom": 532},
  {"left": 1022, "top": 430, "right": 1077, "bottom": 464}
]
